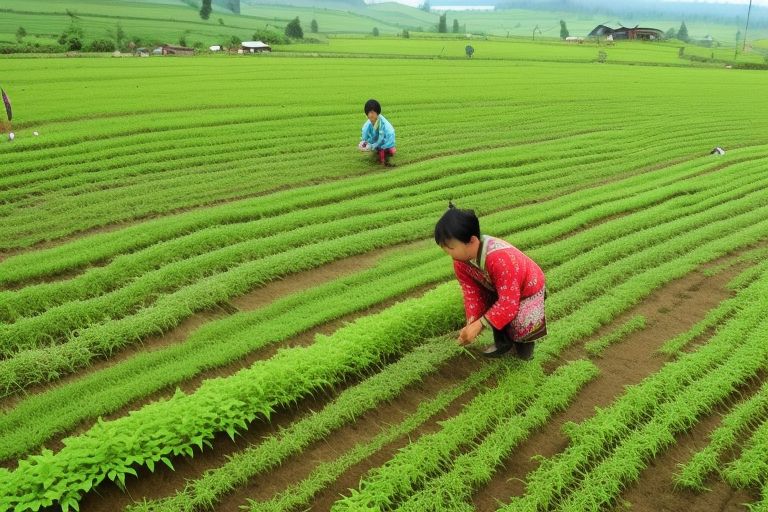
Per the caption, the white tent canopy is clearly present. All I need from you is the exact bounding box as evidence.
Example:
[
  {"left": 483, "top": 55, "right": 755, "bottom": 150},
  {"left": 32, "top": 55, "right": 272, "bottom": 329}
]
[{"left": 241, "top": 41, "right": 271, "bottom": 49}]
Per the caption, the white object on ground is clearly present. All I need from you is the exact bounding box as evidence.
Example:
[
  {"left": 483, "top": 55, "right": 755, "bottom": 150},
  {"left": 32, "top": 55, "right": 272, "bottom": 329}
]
[
  {"left": 8, "top": 132, "right": 14, "bottom": 141},
  {"left": 33, "top": 131, "right": 39, "bottom": 136},
  {"left": 358, "top": 140, "right": 371, "bottom": 151}
]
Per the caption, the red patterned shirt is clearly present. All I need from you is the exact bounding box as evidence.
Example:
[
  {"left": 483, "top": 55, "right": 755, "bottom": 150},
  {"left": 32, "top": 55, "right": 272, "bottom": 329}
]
[{"left": 453, "top": 235, "right": 545, "bottom": 330}]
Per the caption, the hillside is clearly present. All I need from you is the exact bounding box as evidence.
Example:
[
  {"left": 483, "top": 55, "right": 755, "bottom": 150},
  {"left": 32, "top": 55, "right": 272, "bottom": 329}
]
[{"left": 2, "top": 0, "right": 767, "bottom": 51}]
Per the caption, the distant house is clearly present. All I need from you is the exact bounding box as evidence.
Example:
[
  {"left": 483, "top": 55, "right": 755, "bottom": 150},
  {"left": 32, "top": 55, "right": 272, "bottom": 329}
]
[
  {"left": 565, "top": 36, "right": 584, "bottom": 44},
  {"left": 239, "top": 41, "right": 272, "bottom": 53},
  {"left": 160, "top": 44, "right": 195, "bottom": 56},
  {"left": 209, "top": 45, "right": 223, "bottom": 52},
  {"left": 588, "top": 25, "right": 664, "bottom": 41},
  {"left": 134, "top": 47, "right": 150, "bottom": 57}
]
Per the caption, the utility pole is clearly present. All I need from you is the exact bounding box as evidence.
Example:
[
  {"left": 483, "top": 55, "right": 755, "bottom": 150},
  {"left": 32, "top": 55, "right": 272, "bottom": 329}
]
[
  {"left": 743, "top": 0, "right": 753, "bottom": 52},
  {"left": 532, "top": 24, "right": 541, "bottom": 41}
]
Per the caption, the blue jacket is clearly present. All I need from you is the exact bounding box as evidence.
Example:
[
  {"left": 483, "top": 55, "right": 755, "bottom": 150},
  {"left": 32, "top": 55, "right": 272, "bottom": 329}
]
[{"left": 361, "top": 114, "right": 396, "bottom": 150}]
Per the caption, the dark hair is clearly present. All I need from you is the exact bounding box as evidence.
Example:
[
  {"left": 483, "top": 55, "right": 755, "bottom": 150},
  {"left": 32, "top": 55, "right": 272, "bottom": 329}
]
[
  {"left": 434, "top": 201, "right": 480, "bottom": 245},
  {"left": 364, "top": 99, "right": 381, "bottom": 115}
]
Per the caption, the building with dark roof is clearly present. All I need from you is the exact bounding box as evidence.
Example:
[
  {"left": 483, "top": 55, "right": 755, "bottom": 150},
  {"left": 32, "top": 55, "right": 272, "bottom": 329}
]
[{"left": 588, "top": 25, "right": 664, "bottom": 41}]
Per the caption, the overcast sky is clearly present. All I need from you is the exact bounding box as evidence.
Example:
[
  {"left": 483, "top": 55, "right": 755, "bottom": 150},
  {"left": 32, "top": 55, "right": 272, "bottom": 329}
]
[{"left": 369, "top": 0, "right": 768, "bottom": 6}]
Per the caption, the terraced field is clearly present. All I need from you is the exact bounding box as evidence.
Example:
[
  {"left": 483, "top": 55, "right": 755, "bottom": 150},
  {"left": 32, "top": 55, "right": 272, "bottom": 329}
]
[{"left": 2, "top": 49, "right": 768, "bottom": 512}]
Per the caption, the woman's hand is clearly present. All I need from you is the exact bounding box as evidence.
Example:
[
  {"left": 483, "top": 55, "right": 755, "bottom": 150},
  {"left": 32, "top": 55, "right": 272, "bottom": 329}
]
[{"left": 458, "top": 319, "right": 484, "bottom": 346}]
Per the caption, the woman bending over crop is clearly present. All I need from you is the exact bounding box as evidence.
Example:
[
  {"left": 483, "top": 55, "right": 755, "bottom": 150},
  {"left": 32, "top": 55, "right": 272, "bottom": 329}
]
[{"left": 435, "top": 203, "right": 547, "bottom": 359}]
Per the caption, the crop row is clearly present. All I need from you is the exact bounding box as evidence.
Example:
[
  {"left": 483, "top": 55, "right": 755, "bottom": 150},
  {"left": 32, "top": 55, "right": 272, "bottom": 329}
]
[
  {"left": 0, "top": 133, "right": 727, "bottom": 381},
  {"left": 676, "top": 377, "right": 768, "bottom": 490},
  {"left": 1, "top": 207, "right": 444, "bottom": 351},
  {"left": 0, "top": 143, "right": 728, "bottom": 339},
  {"left": 395, "top": 361, "right": 599, "bottom": 512},
  {"left": 242, "top": 360, "right": 500, "bottom": 512},
  {"left": 5, "top": 141, "right": 759, "bottom": 323},
  {"left": 500, "top": 270, "right": 768, "bottom": 511},
  {"left": 333, "top": 362, "right": 547, "bottom": 511},
  {"left": 584, "top": 315, "right": 646, "bottom": 357},
  {"left": 1, "top": 153, "right": 750, "bottom": 394},
  {"left": 566, "top": 265, "right": 768, "bottom": 447},
  {"left": 0, "top": 96, "right": 573, "bottom": 171},
  {"left": 0, "top": 284, "right": 465, "bottom": 511},
  {"left": 0, "top": 124, "right": 624, "bottom": 256},
  {"left": 0, "top": 247, "right": 451, "bottom": 460},
  {"left": 724, "top": 406, "right": 768, "bottom": 489},
  {"left": 0, "top": 120, "right": 737, "bottom": 251},
  {"left": 128, "top": 339, "right": 500, "bottom": 512},
  {"left": 335, "top": 360, "right": 598, "bottom": 512},
  {"left": 2, "top": 153, "right": 765, "bottom": 459},
  {"left": 0, "top": 131, "right": 645, "bottom": 317},
  {"left": 3, "top": 137, "right": 760, "bottom": 286},
  {"left": 551, "top": 318, "right": 768, "bottom": 512},
  {"left": 0, "top": 163, "right": 710, "bottom": 457},
  {"left": 1, "top": 102, "right": 571, "bottom": 185},
  {"left": 0, "top": 126, "right": 620, "bottom": 252},
  {"left": 3, "top": 197, "right": 766, "bottom": 509},
  {"left": 657, "top": 258, "right": 768, "bottom": 356}
]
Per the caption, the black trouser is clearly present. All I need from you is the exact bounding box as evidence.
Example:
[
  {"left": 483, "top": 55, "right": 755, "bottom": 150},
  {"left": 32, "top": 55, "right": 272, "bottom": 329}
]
[{"left": 492, "top": 326, "right": 535, "bottom": 360}]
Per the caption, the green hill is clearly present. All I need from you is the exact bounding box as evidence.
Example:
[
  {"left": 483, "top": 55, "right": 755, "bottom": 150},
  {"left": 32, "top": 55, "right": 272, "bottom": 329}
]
[{"left": 1, "top": 0, "right": 766, "bottom": 52}]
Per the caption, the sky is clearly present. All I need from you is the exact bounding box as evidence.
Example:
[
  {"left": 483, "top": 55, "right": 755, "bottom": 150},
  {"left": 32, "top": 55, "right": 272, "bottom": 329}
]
[{"left": 366, "top": 0, "right": 768, "bottom": 6}]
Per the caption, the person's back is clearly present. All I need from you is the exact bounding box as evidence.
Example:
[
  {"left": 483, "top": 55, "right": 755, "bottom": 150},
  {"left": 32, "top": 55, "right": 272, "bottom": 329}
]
[{"left": 454, "top": 235, "right": 544, "bottom": 301}]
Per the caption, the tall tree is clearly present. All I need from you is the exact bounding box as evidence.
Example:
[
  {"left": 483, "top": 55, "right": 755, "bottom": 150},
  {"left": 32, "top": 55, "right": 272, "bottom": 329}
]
[
  {"left": 116, "top": 22, "right": 126, "bottom": 46},
  {"left": 678, "top": 21, "right": 689, "bottom": 42},
  {"left": 559, "top": 20, "right": 569, "bottom": 39},
  {"left": 310, "top": 19, "right": 318, "bottom": 33},
  {"left": 452, "top": 19, "right": 459, "bottom": 33},
  {"left": 200, "top": 0, "right": 212, "bottom": 20},
  {"left": 438, "top": 13, "right": 447, "bottom": 33},
  {"left": 15, "top": 26, "right": 26, "bottom": 43},
  {"left": 285, "top": 17, "right": 303, "bottom": 39},
  {"left": 420, "top": 1, "right": 430, "bottom": 12}
]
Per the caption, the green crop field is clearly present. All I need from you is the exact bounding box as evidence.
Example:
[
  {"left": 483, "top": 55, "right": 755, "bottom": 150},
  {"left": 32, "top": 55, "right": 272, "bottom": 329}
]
[
  {"left": 3, "top": 0, "right": 768, "bottom": 49},
  {"left": 280, "top": 35, "right": 766, "bottom": 65},
  {"left": 2, "top": 2, "right": 768, "bottom": 511}
]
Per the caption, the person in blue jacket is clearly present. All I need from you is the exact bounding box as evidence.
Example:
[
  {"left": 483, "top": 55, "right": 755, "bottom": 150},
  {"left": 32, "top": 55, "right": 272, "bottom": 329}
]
[{"left": 359, "top": 99, "right": 396, "bottom": 167}]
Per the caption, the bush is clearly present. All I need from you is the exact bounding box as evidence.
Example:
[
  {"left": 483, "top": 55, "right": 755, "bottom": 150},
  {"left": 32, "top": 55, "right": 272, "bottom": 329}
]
[
  {"left": 732, "top": 61, "right": 768, "bottom": 70},
  {"left": 0, "top": 42, "right": 63, "bottom": 54},
  {"left": 251, "top": 30, "right": 289, "bottom": 45},
  {"left": 87, "top": 39, "right": 116, "bottom": 52},
  {"left": 65, "top": 37, "right": 82, "bottom": 51}
]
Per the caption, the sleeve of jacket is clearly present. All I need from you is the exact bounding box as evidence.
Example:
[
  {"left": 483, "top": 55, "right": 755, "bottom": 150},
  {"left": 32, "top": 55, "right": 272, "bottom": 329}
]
[
  {"left": 454, "top": 260, "right": 492, "bottom": 323},
  {"left": 483, "top": 252, "right": 522, "bottom": 329},
  {"left": 361, "top": 121, "right": 373, "bottom": 143}
]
